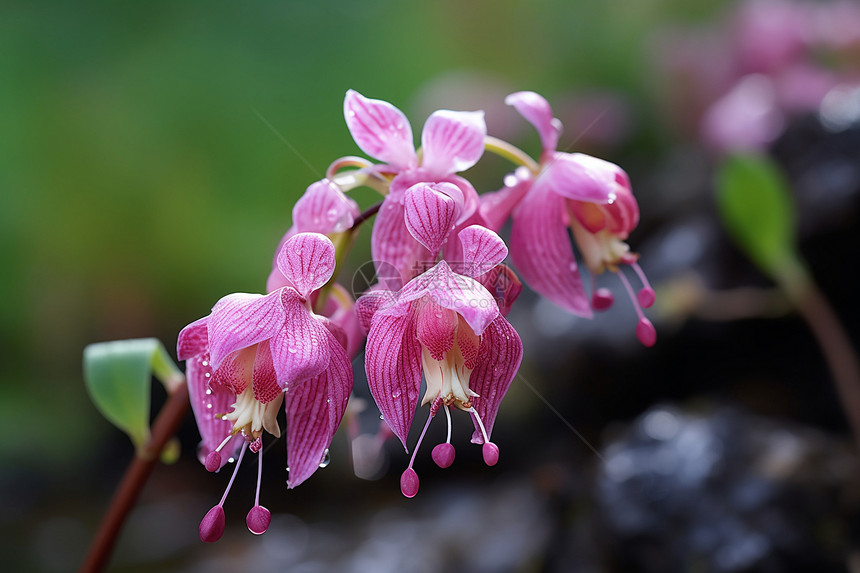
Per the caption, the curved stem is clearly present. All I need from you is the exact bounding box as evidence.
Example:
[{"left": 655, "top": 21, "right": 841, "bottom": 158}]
[
  {"left": 784, "top": 273, "right": 860, "bottom": 447},
  {"left": 79, "top": 382, "right": 190, "bottom": 573},
  {"left": 484, "top": 136, "right": 540, "bottom": 173}
]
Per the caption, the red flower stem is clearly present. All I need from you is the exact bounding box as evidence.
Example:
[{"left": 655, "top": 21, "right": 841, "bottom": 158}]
[
  {"left": 790, "top": 280, "right": 860, "bottom": 447},
  {"left": 79, "top": 382, "right": 190, "bottom": 573}
]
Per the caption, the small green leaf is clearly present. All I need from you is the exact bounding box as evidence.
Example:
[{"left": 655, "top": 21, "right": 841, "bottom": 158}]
[
  {"left": 716, "top": 154, "right": 797, "bottom": 277},
  {"left": 83, "top": 338, "right": 180, "bottom": 450}
]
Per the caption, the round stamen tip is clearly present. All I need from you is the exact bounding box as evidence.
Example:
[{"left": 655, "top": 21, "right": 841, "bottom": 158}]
[
  {"left": 636, "top": 317, "right": 657, "bottom": 347},
  {"left": 400, "top": 468, "right": 420, "bottom": 498},
  {"left": 246, "top": 505, "right": 271, "bottom": 535},
  {"left": 592, "top": 288, "right": 614, "bottom": 311},
  {"left": 204, "top": 451, "right": 222, "bottom": 473},
  {"left": 199, "top": 505, "right": 225, "bottom": 543},
  {"left": 482, "top": 442, "right": 500, "bottom": 466},
  {"left": 431, "top": 443, "right": 456, "bottom": 468},
  {"left": 637, "top": 287, "right": 656, "bottom": 309}
]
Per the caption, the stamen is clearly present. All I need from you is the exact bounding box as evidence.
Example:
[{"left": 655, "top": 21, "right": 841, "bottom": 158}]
[
  {"left": 469, "top": 407, "right": 500, "bottom": 467},
  {"left": 246, "top": 445, "right": 271, "bottom": 535},
  {"left": 205, "top": 434, "right": 236, "bottom": 472},
  {"left": 431, "top": 404, "right": 455, "bottom": 469},
  {"left": 400, "top": 405, "right": 436, "bottom": 498},
  {"left": 199, "top": 441, "right": 247, "bottom": 543},
  {"left": 630, "top": 262, "right": 655, "bottom": 309},
  {"left": 617, "top": 270, "right": 657, "bottom": 347},
  {"left": 590, "top": 274, "right": 615, "bottom": 311}
]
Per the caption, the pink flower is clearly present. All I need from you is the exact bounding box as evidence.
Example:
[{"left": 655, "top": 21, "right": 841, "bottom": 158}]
[
  {"left": 177, "top": 232, "right": 353, "bottom": 541},
  {"left": 480, "top": 91, "right": 656, "bottom": 346},
  {"left": 357, "top": 220, "right": 523, "bottom": 497},
  {"left": 343, "top": 89, "right": 486, "bottom": 288}
]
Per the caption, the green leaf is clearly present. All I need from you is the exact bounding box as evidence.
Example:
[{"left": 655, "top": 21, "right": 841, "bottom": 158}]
[
  {"left": 716, "top": 154, "right": 797, "bottom": 277},
  {"left": 83, "top": 338, "right": 179, "bottom": 450}
]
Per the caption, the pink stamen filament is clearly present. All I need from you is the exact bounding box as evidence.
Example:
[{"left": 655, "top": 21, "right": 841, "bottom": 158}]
[
  {"left": 469, "top": 407, "right": 490, "bottom": 444},
  {"left": 218, "top": 442, "right": 247, "bottom": 507},
  {"left": 616, "top": 270, "right": 645, "bottom": 320},
  {"left": 407, "top": 409, "right": 436, "bottom": 470},
  {"left": 214, "top": 433, "right": 233, "bottom": 454},
  {"left": 630, "top": 262, "right": 653, "bottom": 293},
  {"left": 254, "top": 445, "right": 263, "bottom": 508}
]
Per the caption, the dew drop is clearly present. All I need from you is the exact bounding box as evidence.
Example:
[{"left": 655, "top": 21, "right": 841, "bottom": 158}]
[
  {"left": 207, "top": 404, "right": 212, "bottom": 409},
  {"left": 202, "top": 361, "right": 209, "bottom": 367},
  {"left": 379, "top": 414, "right": 384, "bottom": 420},
  {"left": 319, "top": 449, "right": 331, "bottom": 468},
  {"left": 205, "top": 389, "right": 212, "bottom": 395},
  {"left": 392, "top": 390, "right": 402, "bottom": 399},
  {"left": 205, "top": 372, "right": 211, "bottom": 378},
  {"left": 288, "top": 347, "right": 298, "bottom": 354}
]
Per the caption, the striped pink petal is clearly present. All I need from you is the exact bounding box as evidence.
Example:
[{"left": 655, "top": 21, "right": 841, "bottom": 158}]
[
  {"left": 208, "top": 291, "right": 286, "bottom": 370},
  {"left": 420, "top": 110, "right": 486, "bottom": 178},
  {"left": 371, "top": 194, "right": 432, "bottom": 290},
  {"left": 269, "top": 288, "right": 331, "bottom": 386},
  {"left": 510, "top": 179, "right": 592, "bottom": 317},
  {"left": 177, "top": 315, "right": 209, "bottom": 361},
  {"left": 292, "top": 179, "right": 360, "bottom": 234},
  {"left": 396, "top": 261, "right": 499, "bottom": 336},
  {"left": 276, "top": 233, "right": 336, "bottom": 299},
  {"left": 186, "top": 352, "right": 242, "bottom": 470},
  {"left": 457, "top": 225, "right": 508, "bottom": 278},
  {"left": 543, "top": 152, "right": 625, "bottom": 204},
  {"left": 344, "top": 90, "right": 416, "bottom": 170},
  {"left": 365, "top": 311, "right": 422, "bottom": 449},
  {"left": 468, "top": 316, "right": 523, "bottom": 444},
  {"left": 285, "top": 329, "right": 353, "bottom": 488},
  {"left": 506, "top": 91, "right": 562, "bottom": 160},
  {"left": 403, "top": 182, "right": 459, "bottom": 255}
]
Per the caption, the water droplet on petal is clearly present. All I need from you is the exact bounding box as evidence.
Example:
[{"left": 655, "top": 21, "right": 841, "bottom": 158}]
[
  {"left": 319, "top": 449, "right": 331, "bottom": 468},
  {"left": 288, "top": 347, "right": 298, "bottom": 354}
]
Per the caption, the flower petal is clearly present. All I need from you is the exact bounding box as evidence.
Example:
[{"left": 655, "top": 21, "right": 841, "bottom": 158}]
[
  {"left": 474, "top": 263, "right": 523, "bottom": 317},
  {"left": 415, "top": 301, "right": 458, "bottom": 361},
  {"left": 252, "top": 341, "right": 281, "bottom": 404},
  {"left": 285, "top": 330, "right": 353, "bottom": 488},
  {"left": 420, "top": 109, "right": 486, "bottom": 177},
  {"left": 177, "top": 315, "right": 209, "bottom": 361},
  {"left": 211, "top": 346, "right": 254, "bottom": 395},
  {"left": 457, "top": 225, "right": 508, "bottom": 278},
  {"left": 365, "top": 311, "right": 422, "bottom": 449},
  {"left": 403, "top": 182, "right": 458, "bottom": 255},
  {"left": 187, "top": 352, "right": 241, "bottom": 469},
  {"left": 469, "top": 316, "right": 523, "bottom": 444},
  {"left": 397, "top": 261, "right": 499, "bottom": 336},
  {"left": 208, "top": 291, "right": 286, "bottom": 370},
  {"left": 371, "top": 194, "right": 432, "bottom": 290},
  {"left": 276, "top": 232, "right": 336, "bottom": 299},
  {"left": 344, "top": 89, "right": 416, "bottom": 169},
  {"left": 510, "top": 180, "right": 593, "bottom": 317},
  {"left": 355, "top": 288, "right": 399, "bottom": 333},
  {"left": 292, "top": 179, "right": 360, "bottom": 234},
  {"left": 543, "top": 152, "right": 625, "bottom": 204},
  {"left": 506, "top": 91, "right": 562, "bottom": 159},
  {"left": 269, "top": 289, "right": 331, "bottom": 386},
  {"left": 478, "top": 174, "right": 531, "bottom": 231}
]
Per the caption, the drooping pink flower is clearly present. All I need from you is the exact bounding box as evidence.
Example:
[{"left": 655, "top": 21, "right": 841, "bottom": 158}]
[
  {"left": 358, "top": 217, "right": 523, "bottom": 497},
  {"left": 343, "top": 89, "right": 486, "bottom": 288},
  {"left": 177, "top": 232, "right": 353, "bottom": 541},
  {"left": 480, "top": 91, "right": 656, "bottom": 346}
]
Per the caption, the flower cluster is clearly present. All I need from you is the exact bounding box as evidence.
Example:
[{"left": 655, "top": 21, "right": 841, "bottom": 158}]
[{"left": 177, "top": 89, "right": 654, "bottom": 540}]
